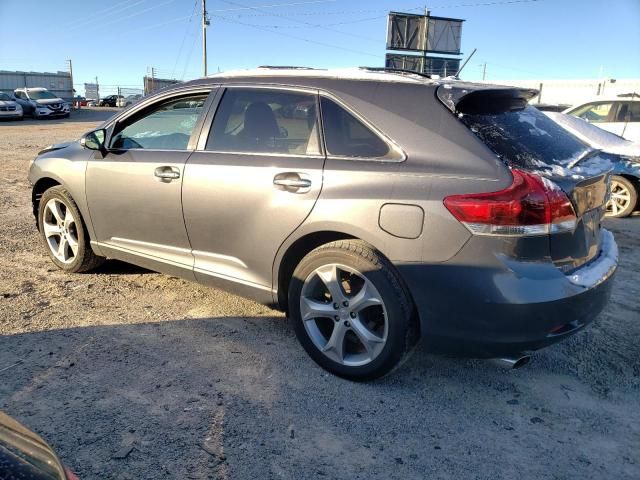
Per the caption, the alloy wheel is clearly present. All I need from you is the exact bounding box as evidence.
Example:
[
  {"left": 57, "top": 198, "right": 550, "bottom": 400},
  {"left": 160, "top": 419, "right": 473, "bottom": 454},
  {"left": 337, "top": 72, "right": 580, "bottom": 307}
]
[
  {"left": 42, "top": 198, "right": 79, "bottom": 264},
  {"left": 300, "top": 263, "right": 388, "bottom": 367},
  {"left": 606, "top": 179, "right": 632, "bottom": 216}
]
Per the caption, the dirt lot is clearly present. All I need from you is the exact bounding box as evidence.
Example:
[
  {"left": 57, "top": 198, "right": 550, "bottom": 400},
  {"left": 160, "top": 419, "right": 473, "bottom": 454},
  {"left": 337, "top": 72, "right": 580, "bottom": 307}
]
[{"left": 0, "top": 110, "right": 639, "bottom": 480}]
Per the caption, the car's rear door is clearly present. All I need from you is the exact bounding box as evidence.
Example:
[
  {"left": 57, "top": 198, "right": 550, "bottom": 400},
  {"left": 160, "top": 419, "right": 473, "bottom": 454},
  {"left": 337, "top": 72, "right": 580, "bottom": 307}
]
[
  {"left": 85, "top": 88, "right": 215, "bottom": 278},
  {"left": 618, "top": 101, "right": 640, "bottom": 141},
  {"left": 182, "top": 86, "right": 324, "bottom": 297}
]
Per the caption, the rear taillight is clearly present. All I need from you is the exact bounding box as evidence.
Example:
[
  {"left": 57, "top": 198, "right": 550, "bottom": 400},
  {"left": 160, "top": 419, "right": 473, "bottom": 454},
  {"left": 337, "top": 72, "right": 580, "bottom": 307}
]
[{"left": 443, "top": 169, "right": 577, "bottom": 236}]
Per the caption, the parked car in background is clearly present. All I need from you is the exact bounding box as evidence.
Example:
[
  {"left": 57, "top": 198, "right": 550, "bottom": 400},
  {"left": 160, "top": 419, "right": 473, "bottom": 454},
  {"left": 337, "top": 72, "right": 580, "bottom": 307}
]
[
  {"left": 545, "top": 111, "right": 640, "bottom": 217},
  {"left": 13, "top": 88, "right": 70, "bottom": 119},
  {"left": 117, "top": 94, "right": 144, "bottom": 108},
  {"left": 564, "top": 94, "right": 640, "bottom": 142},
  {"left": 0, "top": 91, "right": 23, "bottom": 120},
  {"left": 0, "top": 411, "right": 79, "bottom": 479},
  {"left": 72, "top": 96, "right": 88, "bottom": 107},
  {"left": 98, "top": 95, "right": 123, "bottom": 107},
  {"left": 28, "top": 68, "right": 617, "bottom": 380},
  {"left": 533, "top": 103, "right": 571, "bottom": 113}
]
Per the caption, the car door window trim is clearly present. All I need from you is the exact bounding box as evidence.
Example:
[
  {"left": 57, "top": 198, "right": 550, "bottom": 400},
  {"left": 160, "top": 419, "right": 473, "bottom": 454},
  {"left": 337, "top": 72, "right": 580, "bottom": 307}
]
[
  {"left": 200, "top": 85, "right": 324, "bottom": 157},
  {"left": 319, "top": 92, "right": 406, "bottom": 163},
  {"left": 104, "top": 87, "right": 217, "bottom": 151}
]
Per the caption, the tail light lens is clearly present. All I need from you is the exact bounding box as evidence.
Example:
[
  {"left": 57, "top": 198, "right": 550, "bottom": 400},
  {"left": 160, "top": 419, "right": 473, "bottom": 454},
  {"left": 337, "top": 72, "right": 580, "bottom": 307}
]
[{"left": 443, "top": 169, "right": 576, "bottom": 236}]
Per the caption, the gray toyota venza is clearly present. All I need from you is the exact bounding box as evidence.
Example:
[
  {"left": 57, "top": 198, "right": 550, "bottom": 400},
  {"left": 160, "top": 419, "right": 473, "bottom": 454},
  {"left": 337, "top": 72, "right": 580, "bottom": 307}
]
[{"left": 28, "top": 67, "right": 618, "bottom": 380}]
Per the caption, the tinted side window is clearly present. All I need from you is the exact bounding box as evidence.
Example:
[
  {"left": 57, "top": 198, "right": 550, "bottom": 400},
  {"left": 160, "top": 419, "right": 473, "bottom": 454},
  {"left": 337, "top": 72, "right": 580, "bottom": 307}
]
[
  {"left": 320, "top": 97, "right": 401, "bottom": 160},
  {"left": 111, "top": 94, "right": 208, "bottom": 150},
  {"left": 207, "top": 89, "right": 320, "bottom": 155},
  {"left": 619, "top": 101, "right": 640, "bottom": 122}
]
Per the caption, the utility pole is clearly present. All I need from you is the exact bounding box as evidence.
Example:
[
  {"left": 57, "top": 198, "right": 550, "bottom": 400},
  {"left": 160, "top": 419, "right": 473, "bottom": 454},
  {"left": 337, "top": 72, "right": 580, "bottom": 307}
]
[
  {"left": 202, "top": 0, "right": 210, "bottom": 76},
  {"left": 482, "top": 62, "right": 487, "bottom": 81},
  {"left": 67, "top": 59, "right": 74, "bottom": 96},
  {"left": 95, "top": 76, "right": 99, "bottom": 100},
  {"left": 421, "top": 7, "right": 429, "bottom": 74}
]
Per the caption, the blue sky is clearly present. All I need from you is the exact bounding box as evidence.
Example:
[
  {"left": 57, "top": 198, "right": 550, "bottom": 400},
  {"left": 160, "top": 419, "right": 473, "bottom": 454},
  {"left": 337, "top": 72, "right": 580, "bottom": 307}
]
[{"left": 1, "top": 0, "right": 639, "bottom": 96}]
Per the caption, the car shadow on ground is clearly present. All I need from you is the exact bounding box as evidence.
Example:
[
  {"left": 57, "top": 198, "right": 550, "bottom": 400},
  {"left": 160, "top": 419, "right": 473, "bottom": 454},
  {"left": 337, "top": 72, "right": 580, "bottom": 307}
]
[
  {"left": 94, "top": 260, "right": 152, "bottom": 276},
  {"left": 1, "top": 312, "right": 638, "bottom": 480}
]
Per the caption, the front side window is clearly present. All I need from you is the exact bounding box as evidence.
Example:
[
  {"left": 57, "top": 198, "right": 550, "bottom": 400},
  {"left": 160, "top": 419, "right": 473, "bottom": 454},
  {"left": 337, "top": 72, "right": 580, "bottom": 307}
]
[
  {"left": 111, "top": 94, "right": 208, "bottom": 150},
  {"left": 206, "top": 88, "right": 320, "bottom": 155},
  {"left": 320, "top": 97, "right": 402, "bottom": 160},
  {"left": 15, "top": 92, "right": 25, "bottom": 99},
  {"left": 570, "top": 102, "right": 614, "bottom": 123}
]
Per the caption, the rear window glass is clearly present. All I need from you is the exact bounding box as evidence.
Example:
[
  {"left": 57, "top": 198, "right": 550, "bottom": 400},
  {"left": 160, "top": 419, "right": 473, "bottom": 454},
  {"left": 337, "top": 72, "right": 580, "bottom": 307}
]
[{"left": 459, "top": 106, "right": 591, "bottom": 169}]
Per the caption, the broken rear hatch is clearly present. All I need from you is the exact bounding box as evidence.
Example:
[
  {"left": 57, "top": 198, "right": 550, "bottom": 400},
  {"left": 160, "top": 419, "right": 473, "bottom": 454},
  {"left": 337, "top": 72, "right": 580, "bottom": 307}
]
[{"left": 438, "top": 83, "right": 613, "bottom": 272}]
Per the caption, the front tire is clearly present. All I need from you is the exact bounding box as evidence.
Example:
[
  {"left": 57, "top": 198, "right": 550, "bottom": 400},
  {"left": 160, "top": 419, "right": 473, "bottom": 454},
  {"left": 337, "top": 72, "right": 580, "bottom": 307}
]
[
  {"left": 606, "top": 175, "right": 637, "bottom": 218},
  {"left": 288, "top": 240, "right": 414, "bottom": 381},
  {"left": 38, "top": 186, "right": 105, "bottom": 273}
]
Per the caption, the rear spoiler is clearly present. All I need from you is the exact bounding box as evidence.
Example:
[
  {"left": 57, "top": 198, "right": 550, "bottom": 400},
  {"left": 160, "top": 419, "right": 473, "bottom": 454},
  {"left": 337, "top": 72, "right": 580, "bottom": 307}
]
[{"left": 437, "top": 84, "right": 539, "bottom": 115}]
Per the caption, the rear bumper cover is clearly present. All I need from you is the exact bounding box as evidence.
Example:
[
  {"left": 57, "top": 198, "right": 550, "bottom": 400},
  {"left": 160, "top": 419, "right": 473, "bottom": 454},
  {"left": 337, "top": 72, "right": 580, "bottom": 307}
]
[{"left": 398, "top": 229, "right": 618, "bottom": 357}]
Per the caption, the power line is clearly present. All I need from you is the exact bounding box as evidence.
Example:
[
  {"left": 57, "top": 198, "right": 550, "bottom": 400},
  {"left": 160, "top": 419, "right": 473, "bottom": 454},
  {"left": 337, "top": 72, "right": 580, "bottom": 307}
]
[
  {"left": 171, "top": 0, "right": 200, "bottom": 79},
  {"left": 57, "top": 0, "right": 149, "bottom": 30},
  {"left": 213, "top": 14, "right": 380, "bottom": 59},
  {"left": 182, "top": 28, "right": 202, "bottom": 80},
  {"left": 219, "top": 0, "right": 381, "bottom": 43},
  {"left": 212, "top": 0, "right": 539, "bottom": 18},
  {"left": 211, "top": 0, "right": 339, "bottom": 12},
  {"left": 95, "top": 0, "right": 177, "bottom": 31}
]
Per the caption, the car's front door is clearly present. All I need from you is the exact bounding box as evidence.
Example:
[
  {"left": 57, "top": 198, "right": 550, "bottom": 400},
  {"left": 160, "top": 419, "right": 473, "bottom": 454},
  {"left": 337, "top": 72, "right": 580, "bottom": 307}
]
[
  {"left": 182, "top": 86, "right": 324, "bottom": 295},
  {"left": 85, "top": 89, "right": 213, "bottom": 277}
]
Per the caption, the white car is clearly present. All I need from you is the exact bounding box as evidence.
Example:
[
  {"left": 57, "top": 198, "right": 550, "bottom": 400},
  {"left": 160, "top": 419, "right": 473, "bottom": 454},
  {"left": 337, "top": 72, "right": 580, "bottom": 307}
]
[
  {"left": 13, "top": 87, "right": 71, "bottom": 119},
  {"left": 563, "top": 95, "right": 640, "bottom": 142},
  {"left": 116, "top": 94, "right": 144, "bottom": 108},
  {"left": 0, "top": 91, "right": 23, "bottom": 120}
]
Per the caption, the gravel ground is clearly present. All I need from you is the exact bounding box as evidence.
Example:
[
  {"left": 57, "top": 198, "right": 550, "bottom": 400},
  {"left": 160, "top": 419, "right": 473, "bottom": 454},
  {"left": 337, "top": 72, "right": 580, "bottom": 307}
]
[{"left": 0, "top": 110, "right": 639, "bottom": 480}]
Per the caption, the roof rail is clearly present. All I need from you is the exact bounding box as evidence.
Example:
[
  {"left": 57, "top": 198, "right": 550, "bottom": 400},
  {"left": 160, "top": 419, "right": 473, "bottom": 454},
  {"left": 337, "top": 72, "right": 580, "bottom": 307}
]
[
  {"left": 257, "top": 66, "right": 321, "bottom": 70},
  {"left": 358, "top": 66, "right": 434, "bottom": 79}
]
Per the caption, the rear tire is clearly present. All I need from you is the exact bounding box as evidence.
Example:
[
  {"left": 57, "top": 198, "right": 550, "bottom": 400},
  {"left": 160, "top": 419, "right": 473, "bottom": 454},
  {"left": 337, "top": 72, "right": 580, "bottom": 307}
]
[
  {"left": 38, "top": 186, "right": 105, "bottom": 273},
  {"left": 606, "top": 175, "right": 637, "bottom": 218},
  {"left": 288, "top": 240, "right": 414, "bottom": 381}
]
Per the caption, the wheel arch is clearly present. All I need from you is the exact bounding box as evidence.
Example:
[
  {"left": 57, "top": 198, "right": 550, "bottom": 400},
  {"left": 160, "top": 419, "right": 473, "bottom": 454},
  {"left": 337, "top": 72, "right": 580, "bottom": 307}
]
[
  {"left": 276, "top": 230, "right": 355, "bottom": 311},
  {"left": 32, "top": 177, "right": 62, "bottom": 226},
  {"left": 274, "top": 229, "right": 421, "bottom": 341}
]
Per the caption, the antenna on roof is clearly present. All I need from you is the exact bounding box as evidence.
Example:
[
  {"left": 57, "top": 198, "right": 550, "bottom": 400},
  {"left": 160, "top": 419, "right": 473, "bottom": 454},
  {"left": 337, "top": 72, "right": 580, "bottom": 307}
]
[{"left": 455, "top": 48, "right": 477, "bottom": 78}]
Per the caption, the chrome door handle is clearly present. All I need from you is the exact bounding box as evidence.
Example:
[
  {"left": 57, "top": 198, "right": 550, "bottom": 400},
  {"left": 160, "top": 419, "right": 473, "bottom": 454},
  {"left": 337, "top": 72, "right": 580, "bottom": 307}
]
[
  {"left": 273, "top": 178, "right": 312, "bottom": 188},
  {"left": 154, "top": 167, "right": 180, "bottom": 181}
]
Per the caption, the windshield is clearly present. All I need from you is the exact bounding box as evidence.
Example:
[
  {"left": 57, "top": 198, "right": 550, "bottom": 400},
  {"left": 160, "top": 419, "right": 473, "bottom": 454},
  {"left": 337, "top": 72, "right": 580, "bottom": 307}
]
[
  {"left": 0, "top": 93, "right": 11, "bottom": 101},
  {"left": 28, "top": 90, "right": 57, "bottom": 100}
]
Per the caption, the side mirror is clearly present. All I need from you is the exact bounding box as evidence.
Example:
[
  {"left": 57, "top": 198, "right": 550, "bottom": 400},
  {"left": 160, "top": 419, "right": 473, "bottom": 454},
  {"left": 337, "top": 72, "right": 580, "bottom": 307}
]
[{"left": 81, "top": 129, "right": 106, "bottom": 153}]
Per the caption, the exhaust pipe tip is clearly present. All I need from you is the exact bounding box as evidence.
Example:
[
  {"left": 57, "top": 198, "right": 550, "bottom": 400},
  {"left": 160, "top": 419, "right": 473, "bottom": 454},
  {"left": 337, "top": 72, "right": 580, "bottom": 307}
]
[{"left": 491, "top": 354, "right": 531, "bottom": 370}]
